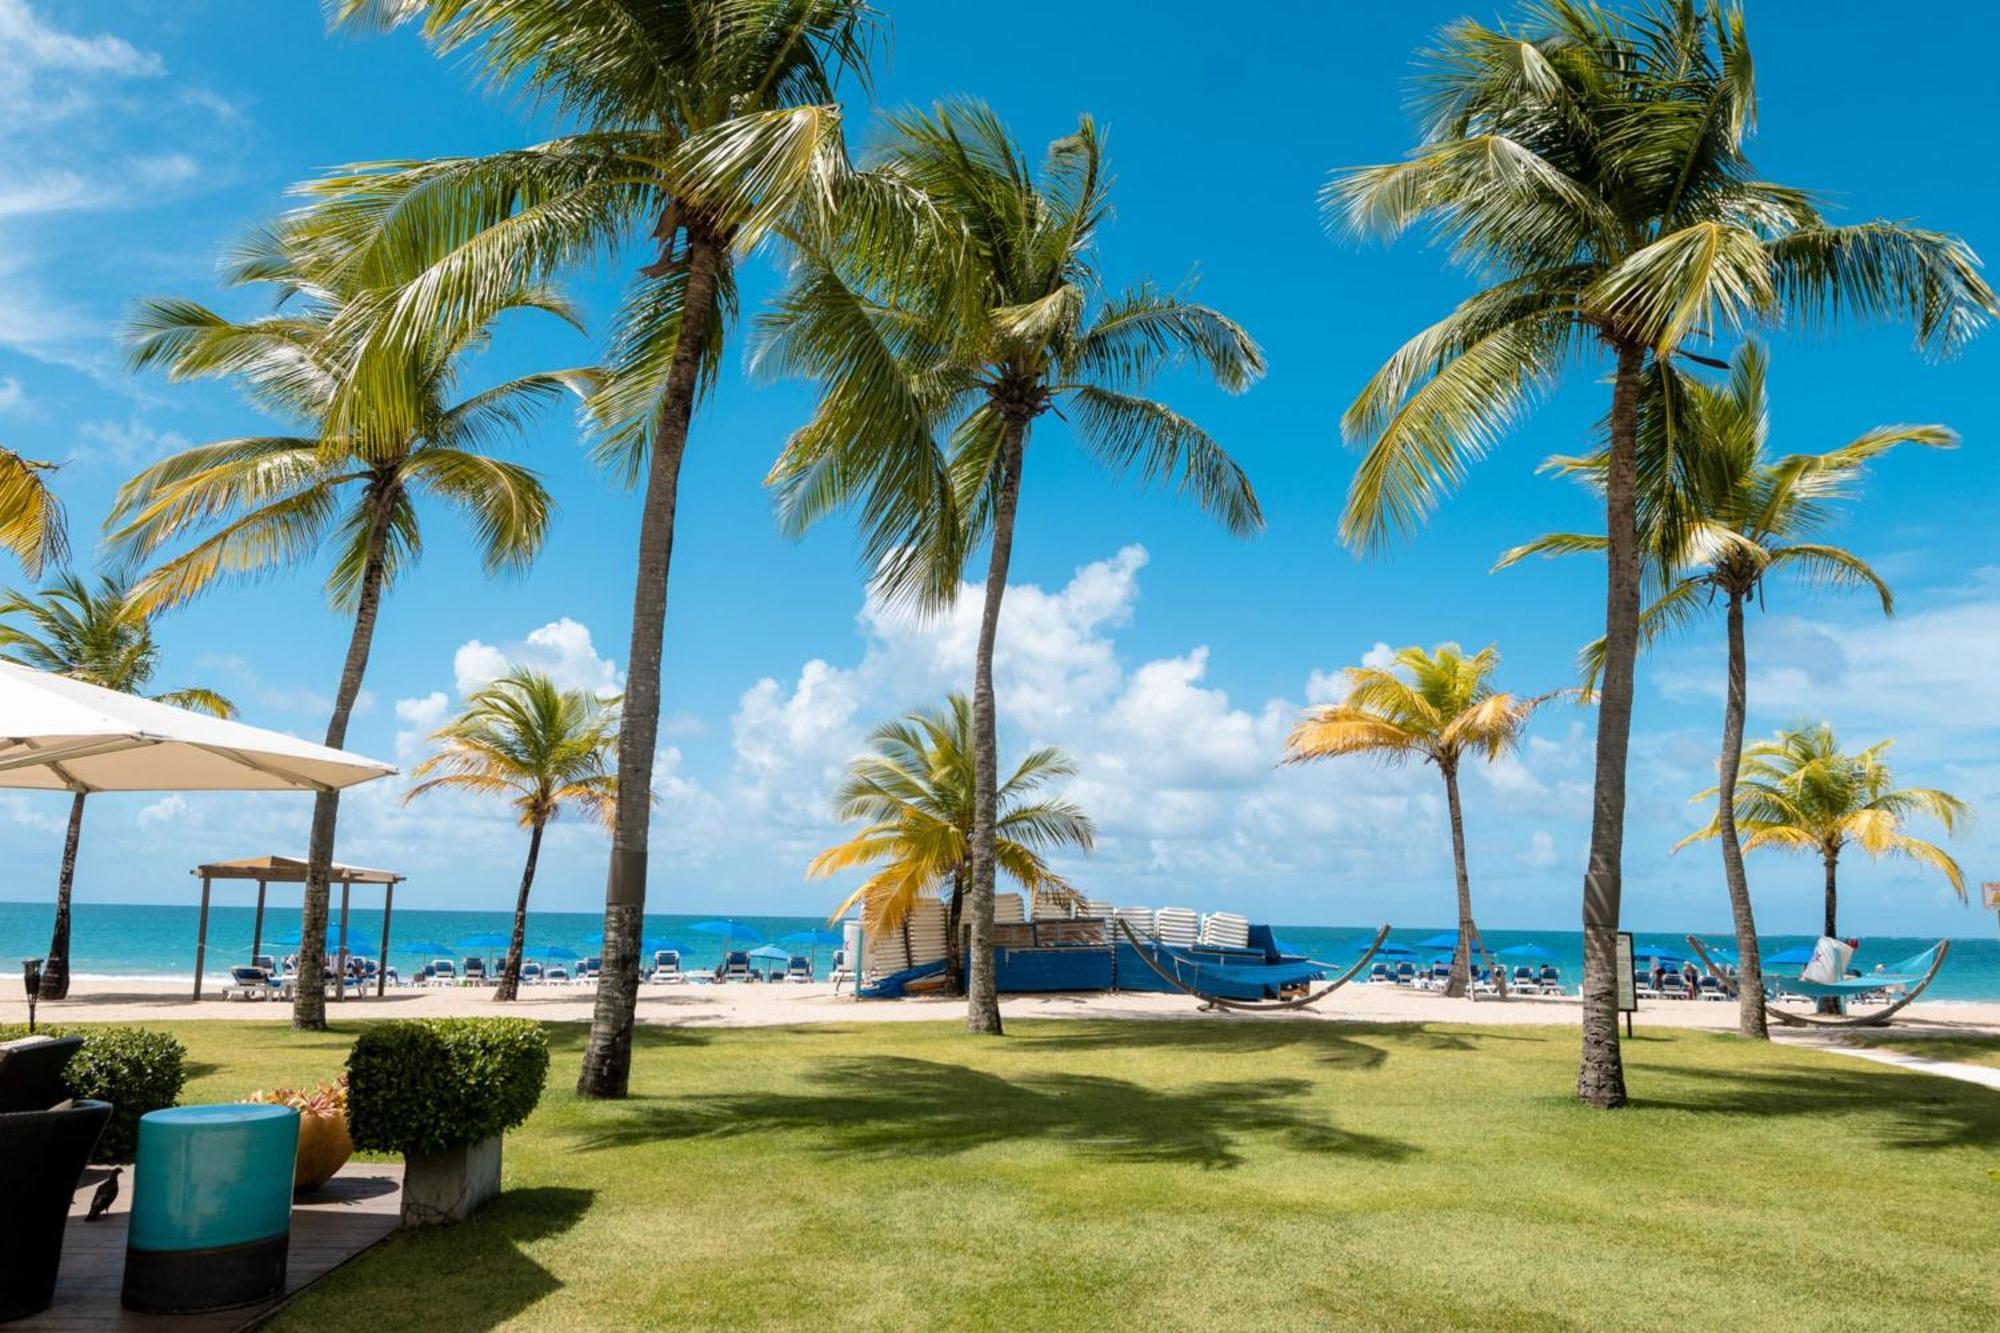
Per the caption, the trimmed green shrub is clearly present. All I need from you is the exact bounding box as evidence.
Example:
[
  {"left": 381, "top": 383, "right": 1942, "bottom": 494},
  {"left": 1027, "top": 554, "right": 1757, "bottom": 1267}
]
[
  {"left": 346, "top": 1018, "right": 549, "bottom": 1156},
  {"left": 0, "top": 1023, "right": 188, "bottom": 1161}
]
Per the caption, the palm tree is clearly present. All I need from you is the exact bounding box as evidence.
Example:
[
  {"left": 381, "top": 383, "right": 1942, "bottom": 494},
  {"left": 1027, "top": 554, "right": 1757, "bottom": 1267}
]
[
  {"left": 1682, "top": 722, "right": 1968, "bottom": 1008},
  {"left": 0, "top": 448, "right": 65, "bottom": 577},
  {"left": 1283, "top": 644, "right": 1548, "bottom": 996},
  {"left": 1498, "top": 343, "right": 1953, "bottom": 1036},
  {"left": 809, "top": 694, "right": 1094, "bottom": 990},
  {"left": 763, "top": 101, "right": 1264, "bottom": 1035},
  {"left": 320, "top": 0, "right": 880, "bottom": 1097},
  {"left": 111, "top": 231, "right": 581, "bottom": 1031},
  {"left": 405, "top": 669, "right": 619, "bottom": 1001},
  {"left": 0, "top": 572, "right": 235, "bottom": 999},
  {"left": 1326, "top": 1, "right": 1993, "bottom": 1106}
]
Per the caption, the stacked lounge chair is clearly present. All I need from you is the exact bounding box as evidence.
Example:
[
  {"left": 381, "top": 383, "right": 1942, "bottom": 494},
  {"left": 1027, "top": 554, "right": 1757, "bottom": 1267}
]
[
  {"left": 1198, "top": 912, "right": 1251, "bottom": 950},
  {"left": 1154, "top": 907, "right": 1200, "bottom": 948},
  {"left": 1113, "top": 906, "right": 1156, "bottom": 940}
]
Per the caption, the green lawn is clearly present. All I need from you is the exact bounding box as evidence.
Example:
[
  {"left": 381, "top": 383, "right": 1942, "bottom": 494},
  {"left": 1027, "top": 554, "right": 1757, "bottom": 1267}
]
[{"left": 150, "top": 1019, "right": 2000, "bottom": 1331}]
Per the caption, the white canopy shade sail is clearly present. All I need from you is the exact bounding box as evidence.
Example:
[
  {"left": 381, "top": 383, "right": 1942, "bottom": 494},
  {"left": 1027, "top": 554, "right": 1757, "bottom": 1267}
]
[{"left": 0, "top": 661, "right": 396, "bottom": 793}]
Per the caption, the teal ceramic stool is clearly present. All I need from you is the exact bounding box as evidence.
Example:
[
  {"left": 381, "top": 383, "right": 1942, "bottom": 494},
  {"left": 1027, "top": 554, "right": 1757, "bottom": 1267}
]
[{"left": 121, "top": 1103, "right": 300, "bottom": 1314}]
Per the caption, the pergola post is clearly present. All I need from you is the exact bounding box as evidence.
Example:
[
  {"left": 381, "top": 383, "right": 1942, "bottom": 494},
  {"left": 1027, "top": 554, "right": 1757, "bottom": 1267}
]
[
  {"left": 377, "top": 881, "right": 395, "bottom": 997},
  {"left": 335, "top": 876, "right": 352, "bottom": 1003},
  {"left": 250, "top": 877, "right": 268, "bottom": 964},
  {"left": 191, "top": 872, "right": 212, "bottom": 1002}
]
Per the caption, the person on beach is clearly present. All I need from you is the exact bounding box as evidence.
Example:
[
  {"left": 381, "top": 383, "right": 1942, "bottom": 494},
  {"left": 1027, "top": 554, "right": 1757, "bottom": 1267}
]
[{"left": 1682, "top": 961, "right": 1700, "bottom": 999}]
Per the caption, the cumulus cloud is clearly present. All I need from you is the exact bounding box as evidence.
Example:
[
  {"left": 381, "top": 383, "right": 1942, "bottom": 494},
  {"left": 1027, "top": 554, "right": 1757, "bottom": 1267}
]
[{"left": 453, "top": 618, "right": 623, "bottom": 698}]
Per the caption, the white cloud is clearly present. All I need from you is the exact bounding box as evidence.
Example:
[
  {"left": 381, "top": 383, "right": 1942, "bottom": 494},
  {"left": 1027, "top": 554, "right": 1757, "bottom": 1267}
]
[
  {"left": 0, "top": 2, "right": 162, "bottom": 81},
  {"left": 137, "top": 793, "right": 186, "bottom": 828},
  {"left": 0, "top": 375, "right": 24, "bottom": 414},
  {"left": 453, "top": 618, "right": 622, "bottom": 697},
  {"left": 393, "top": 692, "right": 450, "bottom": 760}
]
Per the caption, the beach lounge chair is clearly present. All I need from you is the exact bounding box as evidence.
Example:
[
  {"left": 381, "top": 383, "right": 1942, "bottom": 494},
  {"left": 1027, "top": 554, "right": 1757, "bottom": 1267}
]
[
  {"left": 719, "top": 951, "right": 753, "bottom": 983},
  {"left": 220, "top": 966, "right": 278, "bottom": 1001},
  {"left": 650, "top": 950, "right": 685, "bottom": 984},
  {"left": 1154, "top": 907, "right": 1200, "bottom": 948},
  {"left": 1658, "top": 972, "right": 1689, "bottom": 1000},
  {"left": 1511, "top": 965, "right": 1537, "bottom": 991},
  {"left": 519, "top": 961, "right": 543, "bottom": 986},
  {"left": 429, "top": 959, "right": 457, "bottom": 987},
  {"left": 1697, "top": 974, "right": 1727, "bottom": 1000},
  {"left": 785, "top": 955, "right": 813, "bottom": 983},
  {"left": 1538, "top": 964, "right": 1560, "bottom": 993},
  {"left": 1368, "top": 962, "right": 1393, "bottom": 984},
  {"left": 579, "top": 956, "right": 602, "bottom": 984},
  {"left": 545, "top": 964, "right": 569, "bottom": 982},
  {"left": 252, "top": 954, "right": 276, "bottom": 974},
  {"left": 1198, "top": 912, "right": 1251, "bottom": 950},
  {"left": 1394, "top": 960, "right": 1417, "bottom": 986},
  {"left": 829, "top": 949, "right": 853, "bottom": 994},
  {"left": 462, "top": 957, "right": 487, "bottom": 985}
]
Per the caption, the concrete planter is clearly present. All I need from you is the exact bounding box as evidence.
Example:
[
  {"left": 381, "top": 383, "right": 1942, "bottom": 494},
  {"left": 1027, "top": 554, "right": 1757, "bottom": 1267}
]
[{"left": 399, "top": 1134, "right": 501, "bottom": 1228}]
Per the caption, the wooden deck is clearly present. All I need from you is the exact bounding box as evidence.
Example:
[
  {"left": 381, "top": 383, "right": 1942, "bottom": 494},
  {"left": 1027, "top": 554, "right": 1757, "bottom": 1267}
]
[{"left": 20, "top": 1163, "right": 402, "bottom": 1332}]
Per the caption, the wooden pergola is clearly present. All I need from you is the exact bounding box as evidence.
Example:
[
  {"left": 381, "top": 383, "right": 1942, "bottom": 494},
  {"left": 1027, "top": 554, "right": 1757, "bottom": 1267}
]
[{"left": 190, "top": 855, "right": 406, "bottom": 1002}]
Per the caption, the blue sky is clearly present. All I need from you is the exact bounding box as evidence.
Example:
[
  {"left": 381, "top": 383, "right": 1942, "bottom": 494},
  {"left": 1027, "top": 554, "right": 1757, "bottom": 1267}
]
[{"left": 1, "top": 0, "right": 1997, "bottom": 938}]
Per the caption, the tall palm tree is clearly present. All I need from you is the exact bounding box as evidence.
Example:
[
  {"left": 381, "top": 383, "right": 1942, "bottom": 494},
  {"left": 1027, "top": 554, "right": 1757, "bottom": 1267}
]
[
  {"left": 0, "top": 448, "right": 65, "bottom": 577},
  {"left": 1326, "top": 1, "right": 1993, "bottom": 1106},
  {"left": 763, "top": 101, "right": 1264, "bottom": 1034},
  {"left": 1283, "top": 644, "right": 1548, "bottom": 997},
  {"left": 405, "top": 669, "right": 619, "bottom": 1001},
  {"left": 809, "top": 694, "right": 1093, "bottom": 990},
  {"left": 111, "top": 231, "right": 582, "bottom": 1030},
  {"left": 0, "top": 572, "right": 235, "bottom": 999},
  {"left": 320, "top": 0, "right": 880, "bottom": 1097},
  {"left": 1499, "top": 343, "right": 1953, "bottom": 1036},
  {"left": 1682, "top": 723, "right": 1967, "bottom": 1008}
]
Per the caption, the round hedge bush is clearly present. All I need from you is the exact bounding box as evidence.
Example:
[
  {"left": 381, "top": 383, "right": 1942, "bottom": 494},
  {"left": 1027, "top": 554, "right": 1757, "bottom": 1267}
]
[
  {"left": 0, "top": 1023, "right": 188, "bottom": 1162},
  {"left": 345, "top": 1018, "right": 549, "bottom": 1156}
]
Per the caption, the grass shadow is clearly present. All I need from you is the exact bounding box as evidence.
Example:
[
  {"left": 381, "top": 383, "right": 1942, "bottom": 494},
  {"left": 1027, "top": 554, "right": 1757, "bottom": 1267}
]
[
  {"left": 571, "top": 1055, "right": 1415, "bottom": 1170},
  {"left": 1641, "top": 1060, "right": 2000, "bottom": 1151},
  {"left": 307, "top": 1186, "right": 594, "bottom": 1331},
  {"left": 1015, "top": 1018, "right": 1538, "bottom": 1069}
]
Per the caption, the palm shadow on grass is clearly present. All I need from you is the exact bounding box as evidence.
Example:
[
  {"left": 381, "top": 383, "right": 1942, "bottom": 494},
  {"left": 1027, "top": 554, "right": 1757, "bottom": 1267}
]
[
  {"left": 307, "top": 1187, "right": 594, "bottom": 1331},
  {"left": 570, "top": 1055, "right": 1415, "bottom": 1170},
  {"left": 1013, "top": 1018, "right": 1536, "bottom": 1068},
  {"left": 1639, "top": 1062, "right": 2000, "bottom": 1151}
]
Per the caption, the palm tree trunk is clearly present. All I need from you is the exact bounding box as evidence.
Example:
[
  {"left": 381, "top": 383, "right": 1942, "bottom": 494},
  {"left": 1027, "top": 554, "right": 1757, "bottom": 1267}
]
[
  {"left": 294, "top": 490, "right": 395, "bottom": 1032},
  {"left": 495, "top": 818, "right": 545, "bottom": 1003},
  {"left": 37, "top": 792, "right": 86, "bottom": 1000},
  {"left": 1717, "top": 590, "right": 1766, "bottom": 1038},
  {"left": 1819, "top": 848, "right": 1842, "bottom": 1014},
  {"left": 1577, "top": 341, "right": 1644, "bottom": 1109},
  {"left": 945, "top": 869, "right": 966, "bottom": 994},
  {"left": 965, "top": 417, "right": 1028, "bottom": 1036},
  {"left": 1441, "top": 761, "right": 1476, "bottom": 999},
  {"left": 579, "top": 235, "right": 726, "bottom": 1098}
]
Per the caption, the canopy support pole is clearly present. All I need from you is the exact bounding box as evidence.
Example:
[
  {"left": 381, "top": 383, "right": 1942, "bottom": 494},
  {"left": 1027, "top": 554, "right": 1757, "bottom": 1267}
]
[
  {"left": 377, "top": 882, "right": 394, "bottom": 997},
  {"left": 191, "top": 872, "right": 211, "bottom": 1002},
  {"left": 335, "top": 877, "right": 351, "bottom": 1003},
  {"left": 250, "top": 877, "right": 267, "bottom": 964}
]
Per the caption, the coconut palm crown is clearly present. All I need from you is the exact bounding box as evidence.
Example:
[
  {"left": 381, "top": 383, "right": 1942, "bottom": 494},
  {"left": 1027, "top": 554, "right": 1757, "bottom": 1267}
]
[
  {"left": 1680, "top": 723, "right": 1969, "bottom": 939},
  {"left": 809, "top": 694, "right": 1093, "bottom": 986}
]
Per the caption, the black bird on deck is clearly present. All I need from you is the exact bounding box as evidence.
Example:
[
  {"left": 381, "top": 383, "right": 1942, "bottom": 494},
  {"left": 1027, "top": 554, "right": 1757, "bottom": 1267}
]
[{"left": 85, "top": 1167, "right": 121, "bottom": 1221}]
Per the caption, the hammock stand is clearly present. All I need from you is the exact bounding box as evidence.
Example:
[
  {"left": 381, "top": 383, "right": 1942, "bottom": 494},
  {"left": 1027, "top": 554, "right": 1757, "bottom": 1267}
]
[
  {"left": 1684, "top": 934, "right": 1951, "bottom": 1029},
  {"left": 1112, "top": 918, "right": 1390, "bottom": 1013}
]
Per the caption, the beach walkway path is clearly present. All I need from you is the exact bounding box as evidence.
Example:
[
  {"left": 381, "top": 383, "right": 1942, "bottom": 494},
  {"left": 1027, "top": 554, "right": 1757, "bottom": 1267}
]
[
  {"left": 21, "top": 1162, "right": 401, "bottom": 1332},
  {"left": 1807, "top": 1041, "right": 2000, "bottom": 1092}
]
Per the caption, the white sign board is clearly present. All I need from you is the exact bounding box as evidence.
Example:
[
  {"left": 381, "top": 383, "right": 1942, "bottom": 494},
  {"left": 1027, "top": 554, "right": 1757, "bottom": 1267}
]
[{"left": 1615, "top": 931, "right": 1637, "bottom": 1012}]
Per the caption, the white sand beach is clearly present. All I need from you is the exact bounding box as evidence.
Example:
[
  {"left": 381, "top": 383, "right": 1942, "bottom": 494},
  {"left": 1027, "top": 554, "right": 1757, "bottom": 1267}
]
[{"left": 10, "top": 974, "right": 2000, "bottom": 1037}]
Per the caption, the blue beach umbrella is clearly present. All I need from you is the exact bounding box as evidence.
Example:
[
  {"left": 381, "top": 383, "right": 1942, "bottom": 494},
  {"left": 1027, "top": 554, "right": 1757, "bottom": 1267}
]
[
  {"left": 691, "top": 920, "right": 763, "bottom": 947},
  {"left": 397, "top": 940, "right": 454, "bottom": 958},
  {"left": 1497, "top": 943, "right": 1555, "bottom": 962},
  {"left": 1355, "top": 938, "right": 1417, "bottom": 959},
  {"left": 1415, "top": 930, "right": 1481, "bottom": 952},
  {"left": 1766, "top": 945, "right": 1816, "bottom": 967},
  {"left": 780, "top": 929, "right": 843, "bottom": 949},
  {"left": 454, "top": 932, "right": 512, "bottom": 952},
  {"left": 747, "top": 945, "right": 791, "bottom": 961},
  {"left": 1635, "top": 945, "right": 1688, "bottom": 967}
]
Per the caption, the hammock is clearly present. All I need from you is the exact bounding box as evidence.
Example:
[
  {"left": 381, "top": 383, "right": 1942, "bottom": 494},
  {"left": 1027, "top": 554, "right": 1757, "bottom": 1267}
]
[
  {"left": 1684, "top": 935, "right": 1951, "bottom": 1029},
  {"left": 1113, "top": 918, "right": 1389, "bottom": 1013}
]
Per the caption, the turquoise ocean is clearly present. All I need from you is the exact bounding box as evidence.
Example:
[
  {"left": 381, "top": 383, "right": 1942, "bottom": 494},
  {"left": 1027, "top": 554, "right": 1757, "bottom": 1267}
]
[{"left": 5, "top": 900, "right": 2000, "bottom": 1000}]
